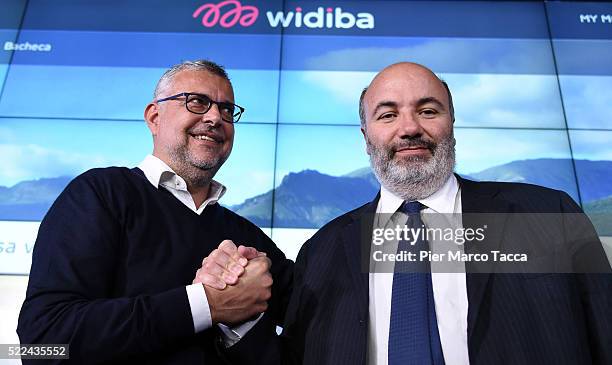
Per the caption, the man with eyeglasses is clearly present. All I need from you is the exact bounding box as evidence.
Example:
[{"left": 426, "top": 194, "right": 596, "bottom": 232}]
[{"left": 17, "top": 60, "right": 293, "bottom": 364}]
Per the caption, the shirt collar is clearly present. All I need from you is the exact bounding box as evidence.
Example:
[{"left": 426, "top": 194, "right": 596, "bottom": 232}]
[
  {"left": 377, "top": 174, "right": 459, "bottom": 215},
  {"left": 137, "top": 154, "right": 226, "bottom": 203}
]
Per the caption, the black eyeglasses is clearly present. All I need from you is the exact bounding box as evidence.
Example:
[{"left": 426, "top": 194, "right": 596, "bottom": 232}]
[{"left": 156, "top": 92, "right": 245, "bottom": 123}]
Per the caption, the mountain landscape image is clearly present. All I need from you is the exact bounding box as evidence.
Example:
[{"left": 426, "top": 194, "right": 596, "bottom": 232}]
[{"left": 1, "top": 159, "right": 611, "bottom": 234}]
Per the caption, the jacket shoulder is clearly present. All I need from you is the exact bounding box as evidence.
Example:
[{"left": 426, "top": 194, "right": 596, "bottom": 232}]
[
  {"left": 459, "top": 177, "right": 580, "bottom": 213},
  {"left": 298, "top": 200, "right": 374, "bottom": 260}
]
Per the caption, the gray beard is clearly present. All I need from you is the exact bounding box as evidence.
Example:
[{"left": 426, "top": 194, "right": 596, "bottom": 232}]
[
  {"left": 367, "top": 133, "right": 456, "bottom": 201},
  {"left": 167, "top": 145, "right": 224, "bottom": 189}
]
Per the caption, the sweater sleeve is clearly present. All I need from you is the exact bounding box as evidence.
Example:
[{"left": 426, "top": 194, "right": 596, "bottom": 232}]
[{"left": 17, "top": 172, "right": 195, "bottom": 364}]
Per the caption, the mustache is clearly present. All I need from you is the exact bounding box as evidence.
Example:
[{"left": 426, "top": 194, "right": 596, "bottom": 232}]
[
  {"left": 392, "top": 137, "right": 436, "bottom": 153},
  {"left": 188, "top": 125, "right": 223, "bottom": 141}
]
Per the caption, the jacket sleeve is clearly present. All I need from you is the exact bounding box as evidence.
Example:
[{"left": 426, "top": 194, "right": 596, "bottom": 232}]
[
  {"left": 559, "top": 191, "right": 612, "bottom": 365},
  {"left": 17, "top": 174, "right": 195, "bottom": 364},
  {"left": 220, "top": 227, "right": 296, "bottom": 365}
]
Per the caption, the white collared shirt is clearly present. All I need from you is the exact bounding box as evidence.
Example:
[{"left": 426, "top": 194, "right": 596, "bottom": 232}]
[
  {"left": 139, "top": 154, "right": 226, "bottom": 214},
  {"left": 368, "top": 174, "right": 470, "bottom": 365},
  {"left": 138, "top": 155, "right": 256, "bottom": 346}
]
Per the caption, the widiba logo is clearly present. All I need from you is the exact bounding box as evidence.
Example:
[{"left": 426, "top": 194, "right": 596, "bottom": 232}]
[
  {"left": 193, "top": 0, "right": 258, "bottom": 28},
  {"left": 193, "top": 1, "right": 375, "bottom": 29},
  {"left": 267, "top": 7, "right": 374, "bottom": 29}
]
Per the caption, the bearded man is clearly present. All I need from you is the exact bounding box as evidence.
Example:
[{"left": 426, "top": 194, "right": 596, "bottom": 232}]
[{"left": 208, "top": 62, "right": 610, "bottom": 365}]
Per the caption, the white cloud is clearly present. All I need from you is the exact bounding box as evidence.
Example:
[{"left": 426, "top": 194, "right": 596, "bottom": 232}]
[
  {"left": 560, "top": 75, "right": 612, "bottom": 129},
  {"left": 569, "top": 130, "right": 612, "bottom": 160},
  {"left": 302, "top": 70, "right": 375, "bottom": 105},
  {"left": 304, "top": 38, "right": 554, "bottom": 74},
  {"left": 444, "top": 73, "right": 565, "bottom": 128},
  {"left": 0, "top": 144, "right": 118, "bottom": 187},
  {"left": 297, "top": 73, "right": 565, "bottom": 129}
]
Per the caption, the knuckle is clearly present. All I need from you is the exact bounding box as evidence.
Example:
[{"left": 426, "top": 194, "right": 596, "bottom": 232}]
[
  {"left": 203, "top": 260, "right": 214, "bottom": 271},
  {"left": 262, "top": 290, "right": 272, "bottom": 301},
  {"left": 220, "top": 239, "right": 237, "bottom": 251},
  {"left": 252, "top": 261, "right": 264, "bottom": 272},
  {"left": 263, "top": 274, "right": 273, "bottom": 287}
]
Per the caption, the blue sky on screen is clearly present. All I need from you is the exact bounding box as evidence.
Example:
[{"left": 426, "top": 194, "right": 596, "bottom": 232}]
[
  {"left": 274, "top": 124, "right": 369, "bottom": 187},
  {"left": 559, "top": 75, "right": 612, "bottom": 130},
  {"left": 442, "top": 73, "right": 565, "bottom": 128},
  {"left": 278, "top": 70, "right": 371, "bottom": 124},
  {"left": 0, "top": 66, "right": 279, "bottom": 123},
  {"left": 0, "top": 119, "right": 274, "bottom": 205},
  {"left": 0, "top": 66, "right": 160, "bottom": 120},
  {"left": 0, "top": 119, "right": 151, "bottom": 187},
  {"left": 455, "top": 129, "right": 573, "bottom": 175},
  {"left": 569, "top": 130, "right": 612, "bottom": 161},
  {"left": 278, "top": 70, "right": 566, "bottom": 128},
  {"left": 282, "top": 36, "right": 555, "bottom": 74},
  {"left": 0, "top": 65, "right": 7, "bottom": 90},
  {"left": 214, "top": 123, "right": 276, "bottom": 206}
]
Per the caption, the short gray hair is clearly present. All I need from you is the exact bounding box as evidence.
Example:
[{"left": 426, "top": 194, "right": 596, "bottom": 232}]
[
  {"left": 154, "top": 60, "right": 230, "bottom": 99},
  {"left": 358, "top": 78, "right": 455, "bottom": 127}
]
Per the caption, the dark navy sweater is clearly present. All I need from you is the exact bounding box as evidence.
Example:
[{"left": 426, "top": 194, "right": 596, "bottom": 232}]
[{"left": 17, "top": 167, "right": 293, "bottom": 364}]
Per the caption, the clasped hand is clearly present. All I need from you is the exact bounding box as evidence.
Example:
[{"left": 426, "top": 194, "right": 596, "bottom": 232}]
[{"left": 193, "top": 240, "right": 270, "bottom": 326}]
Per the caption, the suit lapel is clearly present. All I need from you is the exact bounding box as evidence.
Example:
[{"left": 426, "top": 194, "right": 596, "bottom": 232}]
[
  {"left": 458, "top": 177, "right": 513, "bottom": 343},
  {"left": 340, "top": 195, "right": 379, "bottom": 318}
]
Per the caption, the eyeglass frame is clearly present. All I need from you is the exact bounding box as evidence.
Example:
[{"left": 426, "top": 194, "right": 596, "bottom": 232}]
[{"left": 155, "top": 92, "right": 245, "bottom": 123}]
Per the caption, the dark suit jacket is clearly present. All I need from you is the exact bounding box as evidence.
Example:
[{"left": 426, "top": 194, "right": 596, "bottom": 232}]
[{"left": 277, "top": 177, "right": 611, "bottom": 365}]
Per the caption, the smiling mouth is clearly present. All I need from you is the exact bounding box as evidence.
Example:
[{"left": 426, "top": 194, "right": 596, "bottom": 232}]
[
  {"left": 395, "top": 146, "right": 430, "bottom": 153},
  {"left": 190, "top": 133, "right": 222, "bottom": 143},
  {"left": 397, "top": 146, "right": 427, "bottom": 151}
]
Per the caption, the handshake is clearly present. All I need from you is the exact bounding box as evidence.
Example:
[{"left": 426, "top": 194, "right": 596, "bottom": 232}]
[{"left": 192, "top": 239, "right": 272, "bottom": 326}]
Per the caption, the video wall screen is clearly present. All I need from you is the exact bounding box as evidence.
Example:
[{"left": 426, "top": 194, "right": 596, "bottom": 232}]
[{"left": 1, "top": 0, "right": 610, "bottom": 273}]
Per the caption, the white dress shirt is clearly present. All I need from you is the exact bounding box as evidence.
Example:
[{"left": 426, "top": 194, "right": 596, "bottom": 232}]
[
  {"left": 138, "top": 155, "right": 257, "bottom": 346},
  {"left": 368, "top": 174, "right": 471, "bottom": 365}
]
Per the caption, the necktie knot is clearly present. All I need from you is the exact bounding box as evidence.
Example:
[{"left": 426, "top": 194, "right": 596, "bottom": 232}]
[{"left": 400, "top": 201, "right": 425, "bottom": 214}]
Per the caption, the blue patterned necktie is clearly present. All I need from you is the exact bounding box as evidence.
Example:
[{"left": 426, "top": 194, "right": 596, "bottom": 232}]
[{"left": 388, "top": 201, "right": 445, "bottom": 365}]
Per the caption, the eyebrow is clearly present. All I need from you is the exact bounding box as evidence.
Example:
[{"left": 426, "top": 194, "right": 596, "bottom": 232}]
[
  {"left": 371, "top": 97, "right": 447, "bottom": 117},
  {"left": 416, "top": 97, "right": 447, "bottom": 111},
  {"left": 371, "top": 101, "right": 398, "bottom": 117},
  {"left": 188, "top": 92, "right": 234, "bottom": 104}
]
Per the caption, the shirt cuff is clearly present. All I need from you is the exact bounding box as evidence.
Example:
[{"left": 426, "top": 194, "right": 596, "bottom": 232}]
[
  {"left": 185, "top": 284, "right": 212, "bottom": 333},
  {"left": 218, "top": 313, "right": 264, "bottom": 348}
]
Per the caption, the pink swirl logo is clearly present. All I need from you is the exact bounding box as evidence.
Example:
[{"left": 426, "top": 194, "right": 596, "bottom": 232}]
[{"left": 193, "top": 0, "right": 259, "bottom": 28}]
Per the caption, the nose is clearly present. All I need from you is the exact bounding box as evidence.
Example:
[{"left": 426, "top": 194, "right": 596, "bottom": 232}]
[
  {"left": 201, "top": 102, "right": 223, "bottom": 126},
  {"left": 397, "top": 113, "right": 424, "bottom": 137}
]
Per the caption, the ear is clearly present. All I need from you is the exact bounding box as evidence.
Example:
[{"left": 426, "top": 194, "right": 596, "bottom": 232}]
[
  {"left": 360, "top": 126, "right": 371, "bottom": 156},
  {"left": 144, "top": 102, "right": 160, "bottom": 136}
]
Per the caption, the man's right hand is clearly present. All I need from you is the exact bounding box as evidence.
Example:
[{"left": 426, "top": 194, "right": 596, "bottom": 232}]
[
  {"left": 193, "top": 239, "right": 264, "bottom": 289},
  {"left": 203, "top": 256, "right": 273, "bottom": 326}
]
